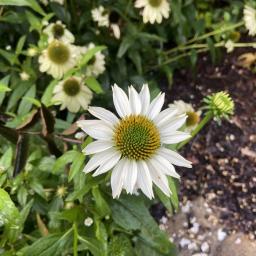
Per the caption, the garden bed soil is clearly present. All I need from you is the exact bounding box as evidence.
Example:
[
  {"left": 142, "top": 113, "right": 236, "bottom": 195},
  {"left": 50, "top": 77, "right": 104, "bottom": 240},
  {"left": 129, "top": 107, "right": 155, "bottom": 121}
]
[{"left": 163, "top": 49, "right": 256, "bottom": 237}]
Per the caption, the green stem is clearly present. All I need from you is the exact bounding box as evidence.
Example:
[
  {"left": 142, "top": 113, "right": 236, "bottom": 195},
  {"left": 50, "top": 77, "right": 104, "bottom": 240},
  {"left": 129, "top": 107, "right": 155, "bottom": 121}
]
[
  {"left": 165, "top": 21, "right": 244, "bottom": 55},
  {"left": 73, "top": 223, "right": 78, "bottom": 256},
  {"left": 177, "top": 111, "right": 213, "bottom": 150}
]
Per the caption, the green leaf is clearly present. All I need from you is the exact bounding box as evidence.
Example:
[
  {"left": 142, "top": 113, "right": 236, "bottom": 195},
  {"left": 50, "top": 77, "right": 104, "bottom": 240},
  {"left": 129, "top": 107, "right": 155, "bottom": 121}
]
[
  {"left": 0, "top": 147, "right": 13, "bottom": 170},
  {"left": 0, "top": 83, "right": 11, "bottom": 93},
  {"left": 41, "top": 80, "right": 58, "bottom": 107},
  {"left": 0, "top": 125, "right": 18, "bottom": 144},
  {"left": 52, "top": 150, "right": 79, "bottom": 173},
  {"left": 0, "top": 0, "right": 46, "bottom": 16},
  {"left": 18, "top": 85, "right": 36, "bottom": 115},
  {"left": 20, "top": 230, "right": 73, "bottom": 256},
  {"left": 169, "top": 178, "right": 179, "bottom": 211},
  {"left": 85, "top": 77, "right": 103, "bottom": 94},
  {"left": 78, "top": 235, "right": 104, "bottom": 256},
  {"left": 23, "top": 97, "right": 41, "bottom": 107},
  {"left": 0, "top": 49, "right": 18, "bottom": 65},
  {"left": 110, "top": 195, "right": 176, "bottom": 255},
  {"left": 15, "top": 35, "right": 26, "bottom": 55},
  {"left": 0, "top": 188, "right": 21, "bottom": 244},
  {"left": 108, "top": 234, "right": 134, "bottom": 256},
  {"left": 68, "top": 152, "right": 85, "bottom": 182},
  {"left": 25, "top": 10, "right": 42, "bottom": 32},
  {"left": 117, "top": 36, "right": 134, "bottom": 58},
  {"left": 0, "top": 75, "right": 10, "bottom": 106},
  {"left": 92, "top": 187, "right": 111, "bottom": 218},
  {"left": 78, "top": 46, "right": 106, "bottom": 68}
]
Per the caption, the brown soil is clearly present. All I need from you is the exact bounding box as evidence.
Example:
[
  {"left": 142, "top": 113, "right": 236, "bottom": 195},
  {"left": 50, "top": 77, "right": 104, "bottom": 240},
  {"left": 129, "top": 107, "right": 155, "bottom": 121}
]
[{"left": 165, "top": 49, "right": 256, "bottom": 237}]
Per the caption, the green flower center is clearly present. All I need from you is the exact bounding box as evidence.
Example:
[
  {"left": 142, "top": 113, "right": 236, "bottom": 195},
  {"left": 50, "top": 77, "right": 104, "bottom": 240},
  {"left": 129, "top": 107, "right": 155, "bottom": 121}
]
[
  {"left": 47, "top": 41, "right": 70, "bottom": 64},
  {"left": 149, "top": 0, "right": 163, "bottom": 7},
  {"left": 63, "top": 78, "right": 80, "bottom": 96},
  {"left": 212, "top": 92, "right": 234, "bottom": 115},
  {"left": 52, "top": 24, "right": 65, "bottom": 38},
  {"left": 114, "top": 115, "right": 160, "bottom": 160},
  {"left": 186, "top": 111, "right": 200, "bottom": 127}
]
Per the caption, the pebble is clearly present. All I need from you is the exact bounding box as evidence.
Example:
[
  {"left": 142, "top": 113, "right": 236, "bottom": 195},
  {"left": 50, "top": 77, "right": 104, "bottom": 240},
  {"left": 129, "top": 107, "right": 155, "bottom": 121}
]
[
  {"left": 181, "top": 201, "right": 192, "bottom": 213},
  {"left": 188, "top": 242, "right": 198, "bottom": 251},
  {"left": 190, "top": 223, "right": 200, "bottom": 234},
  {"left": 192, "top": 254, "right": 208, "bottom": 256},
  {"left": 160, "top": 216, "right": 168, "bottom": 224},
  {"left": 201, "top": 241, "right": 210, "bottom": 253},
  {"left": 179, "top": 238, "right": 191, "bottom": 248},
  {"left": 217, "top": 228, "right": 227, "bottom": 241},
  {"left": 235, "top": 238, "right": 241, "bottom": 244}
]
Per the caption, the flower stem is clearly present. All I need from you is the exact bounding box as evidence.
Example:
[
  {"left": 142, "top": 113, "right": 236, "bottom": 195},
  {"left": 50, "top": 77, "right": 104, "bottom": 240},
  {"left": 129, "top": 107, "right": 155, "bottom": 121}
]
[
  {"left": 177, "top": 111, "right": 213, "bottom": 150},
  {"left": 73, "top": 223, "right": 78, "bottom": 256}
]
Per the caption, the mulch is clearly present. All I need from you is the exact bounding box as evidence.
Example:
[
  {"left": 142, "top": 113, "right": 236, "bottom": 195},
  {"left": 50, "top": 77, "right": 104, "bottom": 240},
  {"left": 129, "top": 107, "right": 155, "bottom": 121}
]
[{"left": 164, "top": 49, "right": 256, "bottom": 238}]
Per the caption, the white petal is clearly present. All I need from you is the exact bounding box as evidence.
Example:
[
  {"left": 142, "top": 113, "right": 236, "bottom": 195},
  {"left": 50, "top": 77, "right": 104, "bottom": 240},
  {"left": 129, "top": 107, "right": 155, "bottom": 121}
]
[
  {"left": 161, "top": 131, "right": 191, "bottom": 144},
  {"left": 160, "top": 115, "right": 187, "bottom": 135},
  {"left": 153, "top": 107, "right": 178, "bottom": 128},
  {"left": 122, "top": 160, "right": 137, "bottom": 194},
  {"left": 147, "top": 93, "right": 165, "bottom": 120},
  {"left": 158, "top": 147, "right": 192, "bottom": 168},
  {"left": 83, "top": 140, "right": 114, "bottom": 155},
  {"left": 93, "top": 152, "right": 121, "bottom": 176},
  {"left": 150, "top": 155, "right": 180, "bottom": 179},
  {"left": 136, "top": 161, "right": 154, "bottom": 199},
  {"left": 82, "top": 148, "right": 117, "bottom": 173},
  {"left": 147, "top": 161, "right": 171, "bottom": 196},
  {"left": 128, "top": 86, "right": 142, "bottom": 115},
  {"left": 77, "top": 120, "right": 113, "bottom": 140},
  {"left": 112, "top": 84, "right": 131, "bottom": 117},
  {"left": 111, "top": 159, "right": 127, "bottom": 198},
  {"left": 88, "top": 106, "right": 119, "bottom": 125},
  {"left": 139, "top": 84, "right": 150, "bottom": 115}
]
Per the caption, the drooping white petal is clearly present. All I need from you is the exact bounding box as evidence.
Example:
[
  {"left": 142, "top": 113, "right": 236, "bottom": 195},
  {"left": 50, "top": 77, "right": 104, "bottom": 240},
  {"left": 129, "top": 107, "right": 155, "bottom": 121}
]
[
  {"left": 147, "top": 93, "right": 165, "bottom": 120},
  {"left": 161, "top": 131, "right": 191, "bottom": 144},
  {"left": 159, "top": 115, "right": 187, "bottom": 135},
  {"left": 139, "top": 84, "right": 150, "bottom": 115},
  {"left": 123, "top": 160, "right": 138, "bottom": 194},
  {"left": 128, "top": 86, "right": 142, "bottom": 115},
  {"left": 82, "top": 148, "right": 118, "bottom": 173},
  {"left": 83, "top": 140, "right": 114, "bottom": 155},
  {"left": 158, "top": 147, "right": 192, "bottom": 168},
  {"left": 88, "top": 106, "right": 119, "bottom": 126},
  {"left": 136, "top": 161, "right": 154, "bottom": 199},
  {"left": 112, "top": 84, "right": 131, "bottom": 117},
  {"left": 149, "top": 154, "right": 180, "bottom": 179},
  {"left": 93, "top": 152, "right": 121, "bottom": 176},
  {"left": 147, "top": 161, "right": 171, "bottom": 196},
  {"left": 153, "top": 107, "right": 178, "bottom": 128},
  {"left": 77, "top": 120, "right": 113, "bottom": 140},
  {"left": 111, "top": 159, "right": 127, "bottom": 198}
]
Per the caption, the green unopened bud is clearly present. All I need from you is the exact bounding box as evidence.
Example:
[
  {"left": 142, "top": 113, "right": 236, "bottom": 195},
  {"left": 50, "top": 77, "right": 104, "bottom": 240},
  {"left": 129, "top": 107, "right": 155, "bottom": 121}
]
[{"left": 203, "top": 91, "right": 234, "bottom": 121}]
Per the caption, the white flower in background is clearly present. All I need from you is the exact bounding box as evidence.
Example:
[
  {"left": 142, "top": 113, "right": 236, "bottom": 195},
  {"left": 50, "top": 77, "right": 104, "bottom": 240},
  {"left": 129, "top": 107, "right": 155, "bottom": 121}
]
[
  {"left": 5, "top": 45, "right": 11, "bottom": 51},
  {"left": 84, "top": 43, "right": 106, "bottom": 77},
  {"left": 77, "top": 84, "right": 192, "bottom": 199},
  {"left": 168, "top": 100, "right": 201, "bottom": 132},
  {"left": 135, "top": 0, "right": 170, "bottom": 24},
  {"left": 40, "top": 0, "right": 64, "bottom": 5},
  {"left": 91, "top": 6, "right": 110, "bottom": 27},
  {"left": 20, "top": 71, "right": 30, "bottom": 81},
  {"left": 52, "top": 76, "right": 93, "bottom": 113},
  {"left": 27, "top": 47, "right": 38, "bottom": 57},
  {"left": 43, "top": 21, "right": 75, "bottom": 44},
  {"left": 38, "top": 40, "right": 78, "bottom": 79},
  {"left": 225, "top": 40, "right": 235, "bottom": 53},
  {"left": 110, "top": 23, "right": 121, "bottom": 39},
  {"left": 244, "top": 5, "right": 256, "bottom": 36},
  {"left": 84, "top": 217, "right": 93, "bottom": 227}
]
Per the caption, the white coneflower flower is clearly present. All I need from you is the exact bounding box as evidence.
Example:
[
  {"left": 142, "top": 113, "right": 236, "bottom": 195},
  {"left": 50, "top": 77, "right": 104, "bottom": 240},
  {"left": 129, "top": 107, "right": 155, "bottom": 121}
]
[
  {"left": 38, "top": 40, "right": 78, "bottom": 79},
  {"left": 225, "top": 40, "right": 235, "bottom": 53},
  {"left": 52, "top": 76, "right": 93, "bottom": 113},
  {"left": 20, "top": 71, "right": 30, "bottom": 81},
  {"left": 84, "top": 43, "right": 106, "bottom": 77},
  {"left": 43, "top": 21, "right": 75, "bottom": 44},
  {"left": 77, "top": 84, "right": 192, "bottom": 199},
  {"left": 244, "top": 5, "right": 256, "bottom": 36},
  {"left": 168, "top": 100, "right": 201, "bottom": 132},
  {"left": 135, "top": 0, "right": 170, "bottom": 24},
  {"left": 27, "top": 47, "right": 38, "bottom": 57},
  {"left": 91, "top": 6, "right": 110, "bottom": 27},
  {"left": 84, "top": 217, "right": 93, "bottom": 226}
]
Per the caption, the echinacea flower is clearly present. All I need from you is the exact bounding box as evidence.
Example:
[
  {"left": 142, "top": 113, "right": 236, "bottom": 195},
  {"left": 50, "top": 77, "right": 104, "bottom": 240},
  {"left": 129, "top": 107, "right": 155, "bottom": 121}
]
[
  {"left": 52, "top": 76, "right": 93, "bottom": 113},
  {"left": 38, "top": 40, "right": 78, "bottom": 79},
  {"left": 91, "top": 6, "right": 110, "bottom": 27},
  {"left": 43, "top": 21, "right": 75, "bottom": 44},
  {"left": 77, "top": 84, "right": 192, "bottom": 199},
  {"left": 84, "top": 43, "right": 106, "bottom": 77},
  {"left": 244, "top": 5, "right": 256, "bottom": 36},
  {"left": 168, "top": 100, "right": 201, "bottom": 132},
  {"left": 135, "top": 0, "right": 170, "bottom": 24}
]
